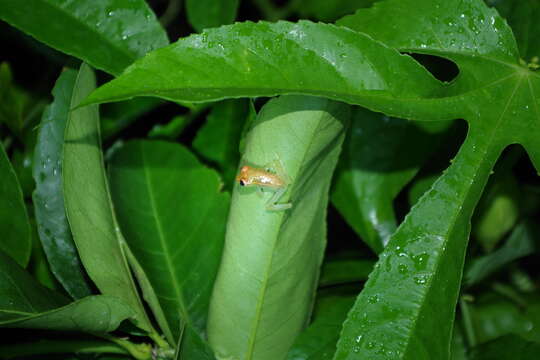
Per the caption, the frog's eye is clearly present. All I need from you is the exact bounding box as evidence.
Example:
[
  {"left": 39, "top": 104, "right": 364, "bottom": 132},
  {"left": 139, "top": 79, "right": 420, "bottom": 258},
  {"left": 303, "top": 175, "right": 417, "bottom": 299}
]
[{"left": 239, "top": 180, "right": 245, "bottom": 186}]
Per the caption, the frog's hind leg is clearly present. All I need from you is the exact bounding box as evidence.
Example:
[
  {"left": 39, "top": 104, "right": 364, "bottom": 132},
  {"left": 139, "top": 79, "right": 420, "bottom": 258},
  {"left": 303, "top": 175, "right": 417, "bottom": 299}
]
[
  {"left": 264, "top": 154, "right": 291, "bottom": 184},
  {"left": 266, "top": 187, "right": 292, "bottom": 211}
]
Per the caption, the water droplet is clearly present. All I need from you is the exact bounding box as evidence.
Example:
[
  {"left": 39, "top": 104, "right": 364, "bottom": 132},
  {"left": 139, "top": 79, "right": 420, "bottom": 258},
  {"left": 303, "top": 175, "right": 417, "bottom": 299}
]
[
  {"left": 352, "top": 345, "right": 360, "bottom": 353},
  {"left": 356, "top": 335, "right": 363, "bottom": 343},
  {"left": 414, "top": 275, "right": 428, "bottom": 285},
  {"left": 366, "top": 341, "right": 376, "bottom": 349},
  {"left": 108, "top": 11, "right": 115, "bottom": 16},
  {"left": 368, "top": 295, "right": 379, "bottom": 304},
  {"left": 44, "top": 202, "right": 50, "bottom": 209},
  {"left": 53, "top": 167, "right": 58, "bottom": 176},
  {"left": 44, "top": 228, "right": 52, "bottom": 236},
  {"left": 398, "top": 264, "right": 408, "bottom": 274}
]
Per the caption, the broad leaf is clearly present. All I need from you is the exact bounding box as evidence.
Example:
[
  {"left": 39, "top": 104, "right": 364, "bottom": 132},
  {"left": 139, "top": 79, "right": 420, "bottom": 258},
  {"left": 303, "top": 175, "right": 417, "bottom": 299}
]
[
  {"left": 207, "top": 96, "right": 350, "bottom": 360},
  {"left": 332, "top": 0, "right": 540, "bottom": 358},
  {"left": 193, "top": 99, "right": 250, "bottom": 185},
  {"left": 81, "top": 21, "right": 443, "bottom": 110},
  {"left": 286, "top": 290, "right": 356, "bottom": 360},
  {"left": 0, "top": 249, "right": 131, "bottom": 333},
  {"left": 62, "top": 63, "right": 152, "bottom": 332},
  {"left": 178, "top": 325, "right": 217, "bottom": 360},
  {"left": 332, "top": 107, "right": 450, "bottom": 252},
  {"left": 33, "top": 68, "right": 93, "bottom": 299},
  {"left": 0, "top": 0, "right": 169, "bottom": 75},
  {"left": 185, "top": 0, "right": 239, "bottom": 32},
  {"left": 108, "top": 140, "right": 230, "bottom": 340},
  {"left": 0, "top": 141, "right": 31, "bottom": 267}
]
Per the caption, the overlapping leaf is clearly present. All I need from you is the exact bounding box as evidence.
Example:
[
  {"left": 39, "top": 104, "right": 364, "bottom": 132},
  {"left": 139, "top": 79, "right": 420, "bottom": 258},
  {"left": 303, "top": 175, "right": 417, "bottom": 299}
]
[
  {"left": 108, "top": 140, "right": 230, "bottom": 340},
  {"left": 0, "top": 0, "right": 168, "bottom": 75},
  {"left": 33, "top": 68, "right": 93, "bottom": 299}
]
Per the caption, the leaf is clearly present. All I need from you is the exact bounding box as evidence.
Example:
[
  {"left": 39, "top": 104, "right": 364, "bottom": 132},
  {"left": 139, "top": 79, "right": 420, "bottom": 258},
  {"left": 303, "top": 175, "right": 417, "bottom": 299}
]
[
  {"left": 108, "top": 140, "right": 230, "bottom": 341},
  {"left": 0, "top": 0, "right": 169, "bottom": 75},
  {"left": 80, "top": 20, "right": 443, "bottom": 111},
  {"left": 33, "top": 68, "right": 93, "bottom": 300},
  {"left": 0, "top": 62, "right": 31, "bottom": 135},
  {"left": 0, "top": 249, "right": 68, "bottom": 315},
  {"left": 193, "top": 99, "right": 250, "bottom": 185},
  {"left": 185, "top": 0, "right": 239, "bottom": 32},
  {"left": 178, "top": 325, "right": 217, "bottom": 360},
  {"left": 286, "top": 290, "right": 356, "bottom": 360},
  {"left": 62, "top": 63, "right": 152, "bottom": 332},
  {"left": 464, "top": 221, "right": 538, "bottom": 287},
  {"left": 0, "top": 141, "right": 31, "bottom": 267},
  {"left": 319, "top": 258, "right": 374, "bottom": 288},
  {"left": 467, "top": 296, "right": 532, "bottom": 345},
  {"left": 101, "top": 97, "right": 164, "bottom": 140},
  {"left": 294, "top": 0, "right": 376, "bottom": 22},
  {"left": 332, "top": 107, "right": 451, "bottom": 252},
  {"left": 330, "top": 0, "right": 540, "bottom": 357},
  {"left": 489, "top": 0, "right": 540, "bottom": 61},
  {"left": 207, "top": 96, "right": 350, "bottom": 360},
  {"left": 0, "top": 338, "right": 128, "bottom": 359},
  {"left": 470, "top": 335, "right": 540, "bottom": 360}
]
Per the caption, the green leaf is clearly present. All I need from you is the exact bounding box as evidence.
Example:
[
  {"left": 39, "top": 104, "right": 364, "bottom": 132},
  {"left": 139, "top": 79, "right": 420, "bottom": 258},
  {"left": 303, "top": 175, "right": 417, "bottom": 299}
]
[
  {"left": 193, "top": 99, "right": 250, "bottom": 185},
  {"left": 62, "top": 63, "right": 152, "bottom": 332},
  {"left": 332, "top": 107, "right": 451, "bottom": 252},
  {"left": 465, "top": 220, "right": 537, "bottom": 287},
  {"left": 0, "top": 0, "right": 169, "bottom": 75},
  {"left": 331, "top": 0, "right": 540, "bottom": 357},
  {"left": 0, "top": 62, "right": 31, "bottom": 135},
  {"left": 80, "top": 21, "right": 442, "bottom": 112},
  {"left": 468, "top": 295, "right": 532, "bottom": 345},
  {"left": 295, "top": 0, "right": 377, "bottom": 22},
  {"left": 178, "top": 325, "right": 217, "bottom": 360},
  {"left": 185, "top": 0, "right": 239, "bottom": 32},
  {"left": 470, "top": 335, "right": 540, "bottom": 360},
  {"left": 101, "top": 98, "right": 164, "bottom": 140},
  {"left": 0, "top": 338, "right": 127, "bottom": 359},
  {"left": 489, "top": 0, "right": 540, "bottom": 61},
  {"left": 108, "top": 140, "right": 230, "bottom": 340},
  {"left": 207, "top": 96, "right": 350, "bottom": 360},
  {"left": 319, "top": 257, "right": 374, "bottom": 288},
  {"left": 472, "top": 160, "right": 521, "bottom": 251},
  {"left": 286, "top": 290, "right": 356, "bottom": 360},
  {"left": 0, "top": 249, "right": 68, "bottom": 316},
  {"left": 0, "top": 141, "right": 31, "bottom": 267},
  {"left": 33, "top": 68, "right": 93, "bottom": 300}
]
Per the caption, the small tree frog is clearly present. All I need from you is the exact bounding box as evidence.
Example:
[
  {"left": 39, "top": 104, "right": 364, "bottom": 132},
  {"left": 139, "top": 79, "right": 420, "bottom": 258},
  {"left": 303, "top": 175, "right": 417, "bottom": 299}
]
[{"left": 235, "top": 159, "right": 292, "bottom": 211}]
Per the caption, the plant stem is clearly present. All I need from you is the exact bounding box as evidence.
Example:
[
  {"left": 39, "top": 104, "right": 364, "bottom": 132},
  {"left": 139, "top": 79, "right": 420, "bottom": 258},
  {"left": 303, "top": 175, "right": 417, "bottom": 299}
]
[{"left": 99, "top": 334, "right": 153, "bottom": 360}]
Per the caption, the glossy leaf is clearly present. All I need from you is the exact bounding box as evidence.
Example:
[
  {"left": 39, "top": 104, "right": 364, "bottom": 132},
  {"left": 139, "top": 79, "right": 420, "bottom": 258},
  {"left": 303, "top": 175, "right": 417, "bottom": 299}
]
[
  {"left": 33, "top": 68, "right": 93, "bottom": 299},
  {"left": 0, "top": 141, "right": 31, "bottom": 267},
  {"left": 193, "top": 99, "right": 250, "bottom": 185},
  {"left": 331, "top": 0, "right": 540, "bottom": 357},
  {"left": 207, "top": 96, "right": 350, "bottom": 360},
  {"left": 464, "top": 221, "right": 538, "bottom": 287},
  {"left": 185, "top": 0, "right": 239, "bottom": 32},
  {"left": 332, "top": 107, "right": 450, "bottom": 252},
  {"left": 490, "top": 0, "right": 540, "bottom": 61},
  {"left": 178, "top": 325, "right": 217, "bottom": 360},
  {"left": 108, "top": 140, "right": 230, "bottom": 341},
  {"left": 62, "top": 63, "right": 152, "bottom": 331},
  {"left": 81, "top": 21, "right": 444, "bottom": 114},
  {"left": 286, "top": 290, "right": 356, "bottom": 360},
  {"left": 0, "top": 0, "right": 169, "bottom": 75}
]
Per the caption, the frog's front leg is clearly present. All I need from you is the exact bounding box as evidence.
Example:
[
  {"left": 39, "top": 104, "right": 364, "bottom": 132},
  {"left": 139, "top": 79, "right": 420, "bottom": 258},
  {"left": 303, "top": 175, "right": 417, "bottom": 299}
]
[{"left": 266, "top": 186, "right": 292, "bottom": 211}]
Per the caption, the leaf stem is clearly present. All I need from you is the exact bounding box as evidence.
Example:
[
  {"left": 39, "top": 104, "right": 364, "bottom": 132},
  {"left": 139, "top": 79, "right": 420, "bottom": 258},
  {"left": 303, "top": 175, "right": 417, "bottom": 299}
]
[{"left": 101, "top": 334, "right": 153, "bottom": 360}]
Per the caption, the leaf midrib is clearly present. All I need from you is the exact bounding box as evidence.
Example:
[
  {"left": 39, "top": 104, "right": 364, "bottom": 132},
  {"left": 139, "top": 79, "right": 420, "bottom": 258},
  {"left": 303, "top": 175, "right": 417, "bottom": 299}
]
[
  {"left": 140, "top": 144, "right": 189, "bottom": 327},
  {"left": 398, "top": 75, "right": 523, "bottom": 359}
]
